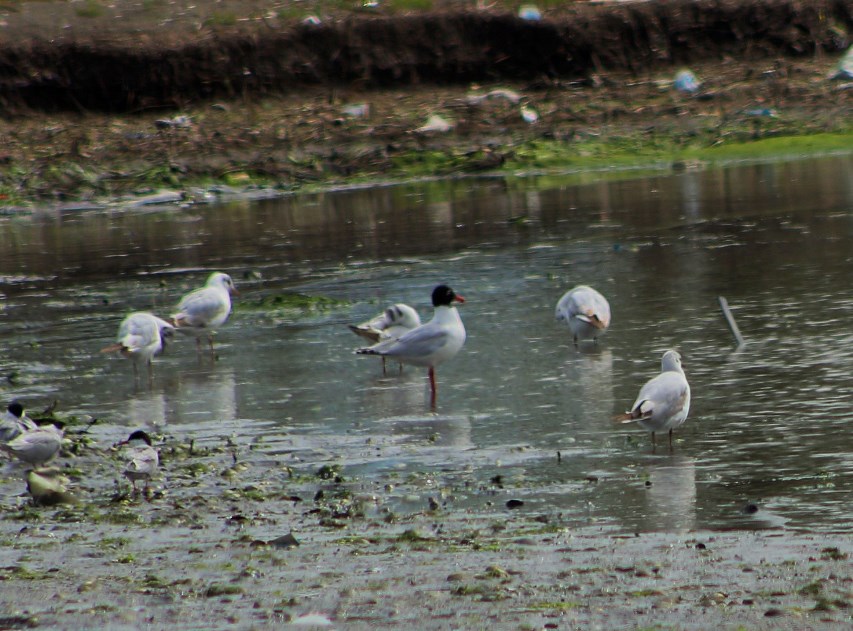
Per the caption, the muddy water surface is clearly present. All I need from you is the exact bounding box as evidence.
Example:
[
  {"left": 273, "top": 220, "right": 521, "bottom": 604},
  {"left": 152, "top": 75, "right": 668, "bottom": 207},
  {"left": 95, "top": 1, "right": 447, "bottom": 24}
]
[{"left": 2, "top": 156, "right": 852, "bottom": 534}]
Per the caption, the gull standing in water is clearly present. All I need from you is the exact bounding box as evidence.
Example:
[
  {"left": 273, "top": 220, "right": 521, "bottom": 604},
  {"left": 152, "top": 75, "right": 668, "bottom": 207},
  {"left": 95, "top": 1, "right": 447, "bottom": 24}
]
[
  {"left": 356, "top": 285, "right": 466, "bottom": 408},
  {"left": 0, "top": 401, "right": 37, "bottom": 443},
  {"left": 170, "top": 272, "right": 237, "bottom": 355},
  {"left": 614, "top": 350, "right": 691, "bottom": 448},
  {"left": 101, "top": 312, "right": 175, "bottom": 382},
  {"left": 349, "top": 303, "right": 422, "bottom": 374},
  {"left": 555, "top": 285, "right": 611, "bottom": 344},
  {"left": 119, "top": 430, "right": 159, "bottom": 494}
]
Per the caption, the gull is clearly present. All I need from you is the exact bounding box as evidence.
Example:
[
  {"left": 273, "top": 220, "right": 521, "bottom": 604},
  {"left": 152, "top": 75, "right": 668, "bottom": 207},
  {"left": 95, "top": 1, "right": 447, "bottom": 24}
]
[
  {"left": 349, "top": 303, "right": 422, "bottom": 374},
  {"left": 0, "top": 401, "right": 38, "bottom": 443},
  {"left": 356, "top": 285, "right": 466, "bottom": 408},
  {"left": 170, "top": 272, "right": 237, "bottom": 354},
  {"left": 614, "top": 350, "right": 691, "bottom": 448},
  {"left": 119, "top": 430, "right": 159, "bottom": 493},
  {"left": 555, "top": 285, "right": 611, "bottom": 344},
  {"left": 101, "top": 312, "right": 175, "bottom": 382},
  {"left": 0, "top": 423, "right": 64, "bottom": 467},
  {"left": 27, "top": 467, "right": 78, "bottom": 506}
]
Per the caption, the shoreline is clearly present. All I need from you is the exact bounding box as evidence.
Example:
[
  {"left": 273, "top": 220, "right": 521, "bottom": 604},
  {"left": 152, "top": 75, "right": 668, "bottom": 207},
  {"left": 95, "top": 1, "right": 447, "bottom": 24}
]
[{"left": 0, "top": 1, "right": 851, "bottom": 209}]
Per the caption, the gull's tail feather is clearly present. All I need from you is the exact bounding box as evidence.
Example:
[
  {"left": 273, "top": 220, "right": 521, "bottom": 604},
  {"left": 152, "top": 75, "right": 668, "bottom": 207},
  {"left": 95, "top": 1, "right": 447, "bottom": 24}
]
[{"left": 613, "top": 409, "right": 650, "bottom": 424}]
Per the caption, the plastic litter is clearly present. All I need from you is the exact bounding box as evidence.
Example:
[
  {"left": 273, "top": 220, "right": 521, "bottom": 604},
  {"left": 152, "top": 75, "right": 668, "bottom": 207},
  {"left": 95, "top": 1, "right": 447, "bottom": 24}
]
[
  {"left": 520, "top": 105, "right": 539, "bottom": 124},
  {"left": 829, "top": 46, "right": 853, "bottom": 80},
  {"left": 517, "top": 5, "right": 541, "bottom": 21},
  {"left": 745, "top": 108, "right": 778, "bottom": 118},
  {"left": 154, "top": 115, "right": 192, "bottom": 130},
  {"left": 673, "top": 69, "right": 700, "bottom": 94},
  {"left": 342, "top": 103, "right": 370, "bottom": 118},
  {"left": 415, "top": 114, "right": 453, "bottom": 134},
  {"left": 465, "top": 88, "right": 522, "bottom": 106}
]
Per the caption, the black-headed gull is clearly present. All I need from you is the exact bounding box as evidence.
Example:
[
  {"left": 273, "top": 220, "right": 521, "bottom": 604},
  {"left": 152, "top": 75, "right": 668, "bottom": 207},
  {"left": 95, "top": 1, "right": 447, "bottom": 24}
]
[
  {"left": 555, "top": 285, "right": 611, "bottom": 344},
  {"left": 0, "top": 423, "right": 63, "bottom": 466},
  {"left": 119, "top": 430, "right": 159, "bottom": 493},
  {"left": 349, "top": 303, "right": 422, "bottom": 343},
  {"left": 0, "top": 401, "right": 37, "bottom": 443},
  {"left": 615, "top": 350, "right": 691, "bottom": 447},
  {"left": 349, "top": 303, "right": 422, "bottom": 374},
  {"left": 356, "top": 285, "right": 466, "bottom": 407},
  {"left": 170, "top": 272, "right": 237, "bottom": 354},
  {"left": 101, "top": 312, "right": 175, "bottom": 381}
]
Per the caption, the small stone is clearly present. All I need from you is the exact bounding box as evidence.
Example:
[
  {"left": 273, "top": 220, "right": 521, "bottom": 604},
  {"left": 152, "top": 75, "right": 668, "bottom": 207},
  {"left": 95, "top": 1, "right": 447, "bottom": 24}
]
[{"left": 269, "top": 533, "right": 300, "bottom": 549}]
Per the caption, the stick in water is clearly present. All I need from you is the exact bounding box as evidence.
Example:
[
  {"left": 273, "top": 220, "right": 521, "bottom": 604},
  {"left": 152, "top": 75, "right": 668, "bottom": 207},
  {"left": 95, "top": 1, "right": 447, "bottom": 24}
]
[{"left": 718, "top": 296, "right": 746, "bottom": 348}]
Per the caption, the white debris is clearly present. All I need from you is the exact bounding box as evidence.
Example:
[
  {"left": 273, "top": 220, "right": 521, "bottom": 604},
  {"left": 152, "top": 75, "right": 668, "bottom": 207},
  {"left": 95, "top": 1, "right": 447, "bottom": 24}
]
[
  {"left": 465, "top": 88, "right": 522, "bottom": 106},
  {"left": 520, "top": 105, "right": 539, "bottom": 124},
  {"left": 414, "top": 114, "right": 454, "bottom": 134},
  {"left": 154, "top": 115, "right": 192, "bottom": 130},
  {"left": 829, "top": 46, "right": 853, "bottom": 80},
  {"left": 342, "top": 103, "right": 370, "bottom": 118}
]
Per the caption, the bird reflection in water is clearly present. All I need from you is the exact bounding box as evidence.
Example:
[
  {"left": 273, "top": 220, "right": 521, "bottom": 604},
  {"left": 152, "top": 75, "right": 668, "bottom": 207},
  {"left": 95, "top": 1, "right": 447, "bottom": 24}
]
[{"left": 642, "top": 453, "right": 697, "bottom": 533}]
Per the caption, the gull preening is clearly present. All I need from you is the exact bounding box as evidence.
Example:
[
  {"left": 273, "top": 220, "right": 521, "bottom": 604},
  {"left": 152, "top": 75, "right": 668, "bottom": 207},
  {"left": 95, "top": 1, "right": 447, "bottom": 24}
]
[
  {"left": 170, "top": 272, "right": 237, "bottom": 355},
  {"left": 101, "top": 312, "right": 175, "bottom": 381},
  {"left": 614, "top": 350, "right": 691, "bottom": 448},
  {"left": 555, "top": 285, "right": 611, "bottom": 344},
  {"left": 356, "top": 285, "right": 466, "bottom": 408},
  {"left": 0, "top": 423, "right": 64, "bottom": 467},
  {"left": 119, "top": 430, "right": 159, "bottom": 493},
  {"left": 349, "top": 303, "right": 422, "bottom": 374}
]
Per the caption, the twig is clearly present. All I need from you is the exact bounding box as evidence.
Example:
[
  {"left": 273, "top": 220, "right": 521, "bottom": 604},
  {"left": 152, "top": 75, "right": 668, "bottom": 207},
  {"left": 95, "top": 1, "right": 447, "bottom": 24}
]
[{"left": 718, "top": 296, "right": 746, "bottom": 348}]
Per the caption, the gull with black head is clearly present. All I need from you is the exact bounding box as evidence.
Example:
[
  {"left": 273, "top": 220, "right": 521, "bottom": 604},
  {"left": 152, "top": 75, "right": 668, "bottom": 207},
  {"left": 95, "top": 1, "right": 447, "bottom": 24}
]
[{"left": 356, "top": 285, "right": 466, "bottom": 408}]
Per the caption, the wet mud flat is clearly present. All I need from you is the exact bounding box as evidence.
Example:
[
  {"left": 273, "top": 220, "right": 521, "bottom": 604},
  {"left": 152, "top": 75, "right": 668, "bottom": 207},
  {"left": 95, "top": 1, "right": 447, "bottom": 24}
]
[
  {"left": 0, "top": 0, "right": 851, "bottom": 204},
  {"left": 0, "top": 420, "right": 851, "bottom": 629}
]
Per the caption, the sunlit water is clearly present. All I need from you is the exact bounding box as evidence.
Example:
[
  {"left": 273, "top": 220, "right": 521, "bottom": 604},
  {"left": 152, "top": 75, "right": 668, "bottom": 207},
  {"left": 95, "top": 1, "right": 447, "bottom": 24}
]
[{"left": 1, "top": 155, "right": 852, "bottom": 534}]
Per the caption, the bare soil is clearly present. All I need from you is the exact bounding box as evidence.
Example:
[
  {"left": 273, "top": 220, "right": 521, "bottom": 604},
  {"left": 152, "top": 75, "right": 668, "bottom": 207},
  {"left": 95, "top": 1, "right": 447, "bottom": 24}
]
[{"left": 0, "top": 0, "right": 851, "bottom": 205}]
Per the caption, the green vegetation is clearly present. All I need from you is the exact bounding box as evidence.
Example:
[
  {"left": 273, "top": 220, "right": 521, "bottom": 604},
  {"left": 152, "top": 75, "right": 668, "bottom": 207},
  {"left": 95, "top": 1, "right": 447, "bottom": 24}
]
[
  {"left": 203, "top": 11, "right": 238, "bottom": 27},
  {"left": 239, "top": 293, "right": 350, "bottom": 319},
  {"left": 75, "top": 0, "right": 105, "bottom": 18}
]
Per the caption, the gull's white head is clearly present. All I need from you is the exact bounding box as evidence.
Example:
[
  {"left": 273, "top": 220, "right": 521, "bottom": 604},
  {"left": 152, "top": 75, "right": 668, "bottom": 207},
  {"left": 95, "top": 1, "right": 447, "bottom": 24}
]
[
  {"left": 207, "top": 272, "right": 238, "bottom": 295},
  {"left": 383, "top": 304, "right": 421, "bottom": 330},
  {"left": 661, "top": 350, "right": 684, "bottom": 373}
]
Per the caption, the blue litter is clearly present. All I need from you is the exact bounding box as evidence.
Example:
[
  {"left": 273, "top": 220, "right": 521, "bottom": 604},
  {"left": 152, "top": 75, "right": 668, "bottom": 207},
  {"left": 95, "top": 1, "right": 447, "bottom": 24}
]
[
  {"left": 830, "top": 46, "right": 853, "bottom": 80},
  {"left": 518, "top": 5, "right": 542, "bottom": 21},
  {"left": 674, "top": 69, "right": 700, "bottom": 93}
]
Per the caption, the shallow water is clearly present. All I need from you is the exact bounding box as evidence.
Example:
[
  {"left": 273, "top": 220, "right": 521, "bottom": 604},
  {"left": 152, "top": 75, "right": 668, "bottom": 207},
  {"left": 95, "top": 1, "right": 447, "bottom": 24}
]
[{"left": 1, "top": 155, "right": 852, "bottom": 534}]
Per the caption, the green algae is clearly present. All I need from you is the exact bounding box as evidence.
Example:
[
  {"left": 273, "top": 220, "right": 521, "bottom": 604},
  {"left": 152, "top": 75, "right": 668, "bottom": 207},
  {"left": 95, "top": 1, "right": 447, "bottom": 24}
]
[{"left": 237, "top": 293, "right": 350, "bottom": 319}]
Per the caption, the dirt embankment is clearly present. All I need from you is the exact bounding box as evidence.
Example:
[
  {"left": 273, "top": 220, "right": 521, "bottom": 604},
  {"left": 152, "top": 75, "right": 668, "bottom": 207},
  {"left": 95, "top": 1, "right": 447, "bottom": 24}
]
[
  {"left": 0, "top": 0, "right": 850, "bottom": 206},
  {"left": 1, "top": 0, "right": 851, "bottom": 114}
]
